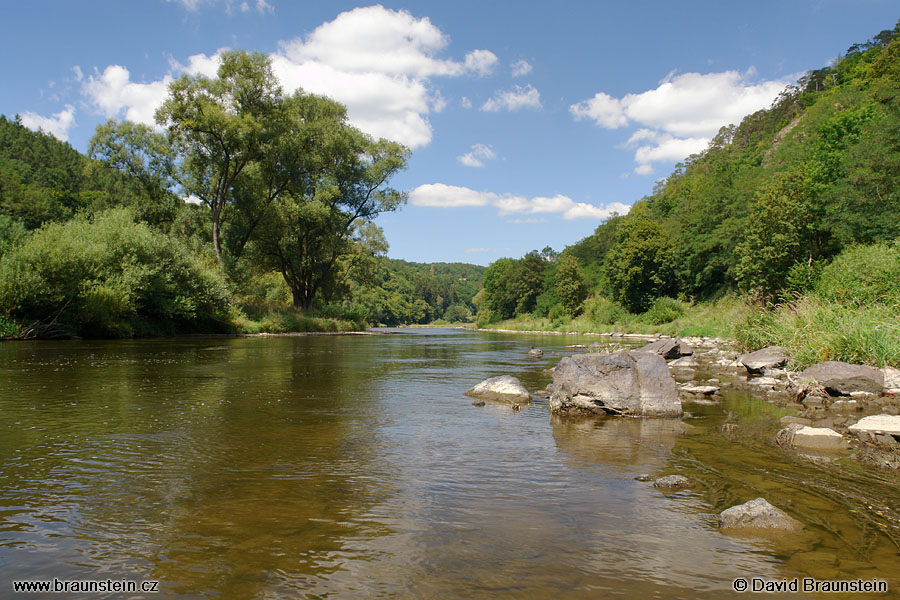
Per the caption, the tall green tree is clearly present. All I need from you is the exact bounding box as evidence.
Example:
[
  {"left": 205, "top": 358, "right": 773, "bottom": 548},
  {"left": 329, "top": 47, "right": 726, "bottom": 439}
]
[
  {"left": 603, "top": 214, "right": 677, "bottom": 313},
  {"left": 155, "top": 50, "right": 282, "bottom": 264}
]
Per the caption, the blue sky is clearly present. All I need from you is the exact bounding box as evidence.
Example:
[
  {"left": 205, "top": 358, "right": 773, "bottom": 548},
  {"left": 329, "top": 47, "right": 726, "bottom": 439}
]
[{"left": 2, "top": 1, "right": 897, "bottom": 265}]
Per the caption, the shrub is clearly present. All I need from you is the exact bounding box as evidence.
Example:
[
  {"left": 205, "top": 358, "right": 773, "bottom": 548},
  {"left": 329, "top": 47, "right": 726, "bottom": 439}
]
[
  {"left": 583, "top": 295, "right": 626, "bottom": 326},
  {"left": 814, "top": 241, "right": 900, "bottom": 308},
  {"left": 642, "top": 297, "right": 686, "bottom": 325},
  {"left": 0, "top": 208, "right": 230, "bottom": 337}
]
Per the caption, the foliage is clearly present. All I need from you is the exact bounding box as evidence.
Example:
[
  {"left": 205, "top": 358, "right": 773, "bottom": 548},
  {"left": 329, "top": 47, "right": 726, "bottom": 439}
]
[
  {"left": 603, "top": 215, "right": 677, "bottom": 312},
  {"left": 554, "top": 254, "right": 587, "bottom": 316},
  {"left": 0, "top": 209, "right": 229, "bottom": 338},
  {"left": 643, "top": 297, "right": 686, "bottom": 325}
]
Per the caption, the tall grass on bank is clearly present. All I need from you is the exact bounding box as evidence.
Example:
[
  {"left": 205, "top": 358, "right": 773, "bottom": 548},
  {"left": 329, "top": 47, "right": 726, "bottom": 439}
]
[{"left": 735, "top": 297, "right": 900, "bottom": 368}]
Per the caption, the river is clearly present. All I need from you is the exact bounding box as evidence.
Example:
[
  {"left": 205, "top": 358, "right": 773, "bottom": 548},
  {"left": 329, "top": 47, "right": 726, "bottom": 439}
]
[{"left": 0, "top": 329, "right": 897, "bottom": 598}]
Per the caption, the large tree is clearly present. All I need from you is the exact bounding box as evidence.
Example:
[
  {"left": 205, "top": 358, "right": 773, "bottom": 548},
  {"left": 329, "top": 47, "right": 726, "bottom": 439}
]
[
  {"left": 251, "top": 101, "right": 408, "bottom": 309},
  {"left": 155, "top": 50, "right": 282, "bottom": 264}
]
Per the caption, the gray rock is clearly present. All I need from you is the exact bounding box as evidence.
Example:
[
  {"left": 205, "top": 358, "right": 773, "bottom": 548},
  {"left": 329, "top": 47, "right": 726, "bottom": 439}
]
[
  {"left": 750, "top": 376, "right": 778, "bottom": 387},
  {"left": 634, "top": 474, "right": 653, "bottom": 482},
  {"left": 637, "top": 338, "right": 693, "bottom": 360},
  {"left": 653, "top": 474, "right": 690, "bottom": 489},
  {"left": 465, "top": 375, "right": 531, "bottom": 404},
  {"left": 800, "top": 361, "right": 884, "bottom": 395},
  {"left": 740, "top": 346, "right": 788, "bottom": 374},
  {"left": 549, "top": 351, "right": 682, "bottom": 417},
  {"left": 669, "top": 356, "right": 698, "bottom": 368},
  {"left": 527, "top": 348, "right": 543, "bottom": 358},
  {"left": 718, "top": 498, "right": 802, "bottom": 531}
]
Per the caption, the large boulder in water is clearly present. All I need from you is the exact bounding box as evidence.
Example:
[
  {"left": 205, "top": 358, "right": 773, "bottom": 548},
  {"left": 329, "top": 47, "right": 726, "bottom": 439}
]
[
  {"left": 465, "top": 375, "right": 531, "bottom": 404},
  {"left": 718, "top": 498, "right": 801, "bottom": 531},
  {"left": 550, "top": 351, "right": 681, "bottom": 417},
  {"left": 739, "top": 346, "right": 788, "bottom": 374},
  {"left": 799, "top": 361, "right": 884, "bottom": 395}
]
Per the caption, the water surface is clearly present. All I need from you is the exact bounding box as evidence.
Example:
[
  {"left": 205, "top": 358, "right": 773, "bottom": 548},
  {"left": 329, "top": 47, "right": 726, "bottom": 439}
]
[{"left": 0, "top": 329, "right": 897, "bottom": 598}]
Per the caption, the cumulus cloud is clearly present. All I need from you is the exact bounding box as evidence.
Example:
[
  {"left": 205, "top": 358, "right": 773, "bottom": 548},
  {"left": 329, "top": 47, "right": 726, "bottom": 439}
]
[
  {"left": 481, "top": 84, "right": 542, "bottom": 112},
  {"left": 464, "top": 49, "right": 499, "bottom": 76},
  {"left": 82, "top": 6, "right": 495, "bottom": 149},
  {"left": 410, "top": 183, "right": 629, "bottom": 220},
  {"left": 571, "top": 69, "right": 788, "bottom": 173},
  {"left": 82, "top": 65, "right": 172, "bottom": 126},
  {"left": 19, "top": 105, "right": 76, "bottom": 141},
  {"left": 457, "top": 143, "right": 496, "bottom": 167},
  {"left": 460, "top": 96, "right": 472, "bottom": 109},
  {"left": 511, "top": 59, "right": 532, "bottom": 77}
]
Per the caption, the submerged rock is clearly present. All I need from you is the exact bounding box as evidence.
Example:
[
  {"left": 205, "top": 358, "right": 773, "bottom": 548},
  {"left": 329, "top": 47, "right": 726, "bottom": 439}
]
[
  {"left": 718, "top": 498, "right": 801, "bottom": 531},
  {"left": 740, "top": 346, "right": 788, "bottom": 374},
  {"left": 800, "top": 361, "right": 884, "bottom": 395},
  {"left": 653, "top": 474, "right": 690, "bottom": 489},
  {"left": 527, "top": 348, "right": 544, "bottom": 358},
  {"left": 680, "top": 385, "right": 720, "bottom": 396},
  {"left": 549, "top": 351, "right": 681, "bottom": 417},
  {"left": 465, "top": 375, "right": 531, "bottom": 404}
]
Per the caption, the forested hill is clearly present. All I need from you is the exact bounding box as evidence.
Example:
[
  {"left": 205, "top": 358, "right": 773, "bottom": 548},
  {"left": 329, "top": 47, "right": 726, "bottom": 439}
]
[
  {"left": 479, "top": 21, "right": 900, "bottom": 326},
  {"left": 578, "top": 20, "right": 900, "bottom": 308}
]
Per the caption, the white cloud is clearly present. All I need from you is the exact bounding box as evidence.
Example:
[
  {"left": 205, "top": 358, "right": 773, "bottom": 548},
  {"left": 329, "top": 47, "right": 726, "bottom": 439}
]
[
  {"left": 571, "top": 69, "right": 788, "bottom": 172},
  {"left": 634, "top": 164, "right": 654, "bottom": 176},
  {"left": 72, "top": 65, "right": 83, "bottom": 82},
  {"left": 19, "top": 105, "right": 76, "bottom": 142},
  {"left": 511, "top": 59, "right": 532, "bottom": 77},
  {"left": 465, "top": 247, "right": 494, "bottom": 254},
  {"left": 81, "top": 6, "right": 494, "bottom": 149},
  {"left": 82, "top": 65, "right": 172, "bottom": 126},
  {"left": 457, "top": 143, "right": 496, "bottom": 168},
  {"left": 464, "top": 49, "right": 498, "bottom": 76},
  {"left": 481, "top": 84, "right": 542, "bottom": 112},
  {"left": 460, "top": 96, "right": 472, "bottom": 109},
  {"left": 410, "top": 183, "right": 496, "bottom": 207},
  {"left": 570, "top": 91, "right": 627, "bottom": 128},
  {"left": 410, "top": 184, "right": 629, "bottom": 220}
]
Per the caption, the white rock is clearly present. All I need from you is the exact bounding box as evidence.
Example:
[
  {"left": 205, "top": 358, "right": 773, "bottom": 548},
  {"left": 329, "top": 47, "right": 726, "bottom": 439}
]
[
  {"left": 882, "top": 367, "right": 900, "bottom": 390},
  {"left": 792, "top": 426, "right": 849, "bottom": 452},
  {"left": 465, "top": 375, "right": 531, "bottom": 404},
  {"left": 669, "top": 356, "right": 698, "bottom": 368},
  {"left": 848, "top": 414, "right": 900, "bottom": 436},
  {"left": 750, "top": 377, "right": 778, "bottom": 386}
]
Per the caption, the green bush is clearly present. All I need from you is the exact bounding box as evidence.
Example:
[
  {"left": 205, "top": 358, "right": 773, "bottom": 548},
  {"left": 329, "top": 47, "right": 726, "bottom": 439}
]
[
  {"left": 443, "top": 303, "right": 473, "bottom": 323},
  {"left": 814, "top": 241, "right": 900, "bottom": 308},
  {"left": 583, "top": 295, "right": 626, "bottom": 326},
  {"left": 642, "top": 297, "right": 686, "bottom": 325},
  {"left": 0, "top": 208, "right": 230, "bottom": 337}
]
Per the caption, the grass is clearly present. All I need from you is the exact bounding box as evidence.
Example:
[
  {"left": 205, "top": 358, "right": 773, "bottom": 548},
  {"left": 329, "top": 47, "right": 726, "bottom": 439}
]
[
  {"left": 476, "top": 295, "right": 752, "bottom": 339},
  {"left": 735, "top": 296, "right": 900, "bottom": 368}
]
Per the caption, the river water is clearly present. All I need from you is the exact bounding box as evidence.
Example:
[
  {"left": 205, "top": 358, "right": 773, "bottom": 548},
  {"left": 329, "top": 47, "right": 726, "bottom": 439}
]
[{"left": 0, "top": 328, "right": 897, "bottom": 598}]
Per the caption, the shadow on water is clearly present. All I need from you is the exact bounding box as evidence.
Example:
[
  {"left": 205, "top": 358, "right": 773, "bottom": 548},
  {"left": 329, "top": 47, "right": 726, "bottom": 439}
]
[{"left": 0, "top": 329, "right": 897, "bottom": 598}]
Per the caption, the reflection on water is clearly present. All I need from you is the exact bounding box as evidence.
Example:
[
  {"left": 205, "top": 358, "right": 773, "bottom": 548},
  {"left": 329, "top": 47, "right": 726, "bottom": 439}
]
[{"left": 0, "top": 330, "right": 897, "bottom": 598}]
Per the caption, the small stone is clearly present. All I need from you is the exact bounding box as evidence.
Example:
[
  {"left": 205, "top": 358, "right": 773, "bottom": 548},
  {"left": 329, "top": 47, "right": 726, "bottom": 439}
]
[
  {"left": 634, "top": 474, "right": 652, "bottom": 482},
  {"left": 791, "top": 426, "right": 850, "bottom": 452},
  {"left": 471, "top": 401, "right": 485, "bottom": 407},
  {"left": 740, "top": 346, "right": 788, "bottom": 374},
  {"left": 528, "top": 348, "right": 543, "bottom": 358},
  {"left": 848, "top": 414, "right": 900, "bottom": 436},
  {"left": 653, "top": 474, "right": 690, "bottom": 489},
  {"left": 750, "top": 376, "right": 778, "bottom": 387},
  {"left": 680, "top": 385, "right": 720, "bottom": 396}
]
